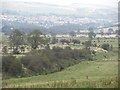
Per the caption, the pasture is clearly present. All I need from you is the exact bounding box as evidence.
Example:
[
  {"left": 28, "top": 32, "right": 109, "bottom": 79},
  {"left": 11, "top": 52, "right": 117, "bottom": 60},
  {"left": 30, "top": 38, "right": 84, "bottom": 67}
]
[{"left": 2, "top": 50, "right": 118, "bottom": 88}]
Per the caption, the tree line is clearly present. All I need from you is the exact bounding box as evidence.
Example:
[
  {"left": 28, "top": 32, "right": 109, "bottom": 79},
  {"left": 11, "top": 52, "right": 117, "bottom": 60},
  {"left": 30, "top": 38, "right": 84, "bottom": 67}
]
[
  {"left": 2, "top": 29, "right": 49, "bottom": 54},
  {"left": 2, "top": 29, "right": 113, "bottom": 79},
  {"left": 2, "top": 47, "right": 92, "bottom": 79}
]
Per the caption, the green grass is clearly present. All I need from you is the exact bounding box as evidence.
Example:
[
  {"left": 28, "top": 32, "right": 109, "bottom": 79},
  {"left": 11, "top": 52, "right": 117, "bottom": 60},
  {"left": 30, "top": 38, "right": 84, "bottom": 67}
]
[
  {"left": 3, "top": 77, "right": 118, "bottom": 88},
  {"left": 92, "top": 39, "right": 118, "bottom": 47},
  {"left": 57, "top": 39, "right": 118, "bottom": 49},
  {"left": 94, "top": 50, "right": 118, "bottom": 60},
  {"left": 3, "top": 56, "right": 118, "bottom": 88}
]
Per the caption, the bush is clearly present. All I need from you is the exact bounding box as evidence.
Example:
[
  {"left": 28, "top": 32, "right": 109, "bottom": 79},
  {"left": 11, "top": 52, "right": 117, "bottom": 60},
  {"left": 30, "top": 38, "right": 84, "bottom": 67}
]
[
  {"left": 72, "top": 39, "right": 80, "bottom": 44},
  {"left": 3, "top": 47, "right": 92, "bottom": 78},
  {"left": 21, "top": 48, "right": 92, "bottom": 76},
  {"left": 2, "top": 55, "right": 22, "bottom": 78},
  {"left": 101, "top": 43, "right": 110, "bottom": 51},
  {"left": 60, "top": 39, "right": 70, "bottom": 45}
]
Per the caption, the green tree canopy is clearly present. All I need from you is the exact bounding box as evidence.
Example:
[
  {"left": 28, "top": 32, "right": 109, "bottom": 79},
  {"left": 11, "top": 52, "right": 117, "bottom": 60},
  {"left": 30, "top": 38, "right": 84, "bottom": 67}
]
[
  {"left": 88, "top": 30, "right": 96, "bottom": 41},
  {"left": 9, "top": 29, "right": 24, "bottom": 53},
  {"left": 28, "top": 29, "right": 43, "bottom": 49}
]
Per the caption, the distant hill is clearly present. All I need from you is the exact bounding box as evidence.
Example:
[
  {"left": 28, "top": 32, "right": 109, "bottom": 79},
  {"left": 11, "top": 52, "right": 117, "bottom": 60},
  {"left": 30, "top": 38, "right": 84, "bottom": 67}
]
[
  {"left": 2, "top": 21, "right": 47, "bottom": 34},
  {"left": 1, "top": 1, "right": 118, "bottom": 34},
  {"left": 1, "top": 1, "right": 117, "bottom": 20}
]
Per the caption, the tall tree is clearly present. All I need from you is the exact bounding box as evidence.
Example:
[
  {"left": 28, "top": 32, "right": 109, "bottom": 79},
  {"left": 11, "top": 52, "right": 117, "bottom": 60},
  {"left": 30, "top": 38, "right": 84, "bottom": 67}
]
[
  {"left": 84, "top": 41, "right": 91, "bottom": 49},
  {"left": 88, "top": 28, "right": 96, "bottom": 48},
  {"left": 2, "top": 46, "right": 8, "bottom": 55},
  {"left": 84, "top": 28, "right": 96, "bottom": 50},
  {"left": 51, "top": 37, "right": 58, "bottom": 44},
  {"left": 28, "top": 29, "right": 43, "bottom": 49},
  {"left": 88, "top": 30, "right": 96, "bottom": 41},
  {"left": 9, "top": 29, "right": 24, "bottom": 54}
]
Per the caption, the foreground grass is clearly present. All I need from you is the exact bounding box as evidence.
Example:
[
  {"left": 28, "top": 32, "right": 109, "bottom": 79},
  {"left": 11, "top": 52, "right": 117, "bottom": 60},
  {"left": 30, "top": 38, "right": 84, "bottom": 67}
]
[
  {"left": 3, "top": 59, "right": 118, "bottom": 88},
  {"left": 3, "top": 77, "right": 118, "bottom": 88}
]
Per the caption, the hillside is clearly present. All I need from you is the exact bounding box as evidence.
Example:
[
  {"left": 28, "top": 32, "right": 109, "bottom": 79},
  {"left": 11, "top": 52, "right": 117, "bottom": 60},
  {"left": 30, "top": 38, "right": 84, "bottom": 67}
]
[
  {"left": 2, "top": 1, "right": 117, "bottom": 19},
  {"left": 3, "top": 51, "right": 118, "bottom": 88}
]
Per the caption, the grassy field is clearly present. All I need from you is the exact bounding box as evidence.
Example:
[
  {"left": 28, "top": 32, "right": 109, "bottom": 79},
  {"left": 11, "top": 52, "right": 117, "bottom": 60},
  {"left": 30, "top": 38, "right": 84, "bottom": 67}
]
[
  {"left": 51, "top": 39, "right": 118, "bottom": 51},
  {"left": 2, "top": 37, "right": 118, "bottom": 88},
  {"left": 2, "top": 50, "right": 118, "bottom": 88},
  {"left": 92, "top": 39, "right": 118, "bottom": 47}
]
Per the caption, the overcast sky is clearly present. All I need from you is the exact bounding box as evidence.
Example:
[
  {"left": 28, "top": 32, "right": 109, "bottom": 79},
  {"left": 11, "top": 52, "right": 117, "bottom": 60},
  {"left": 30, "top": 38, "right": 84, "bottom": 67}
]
[{"left": 3, "top": 0, "right": 119, "bottom": 6}]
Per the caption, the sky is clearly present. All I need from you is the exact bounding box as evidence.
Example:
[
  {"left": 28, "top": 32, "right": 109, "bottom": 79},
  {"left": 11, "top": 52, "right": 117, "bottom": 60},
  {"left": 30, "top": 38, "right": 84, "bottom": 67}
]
[{"left": 3, "top": 0, "right": 119, "bottom": 6}]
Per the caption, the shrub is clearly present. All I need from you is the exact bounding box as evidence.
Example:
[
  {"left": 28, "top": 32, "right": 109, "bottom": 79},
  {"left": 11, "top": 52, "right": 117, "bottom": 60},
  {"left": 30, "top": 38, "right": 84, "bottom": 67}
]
[
  {"left": 101, "top": 43, "right": 110, "bottom": 51},
  {"left": 21, "top": 48, "right": 92, "bottom": 77},
  {"left": 72, "top": 39, "right": 80, "bottom": 44},
  {"left": 3, "top": 47, "right": 92, "bottom": 78},
  {"left": 2, "top": 55, "right": 22, "bottom": 78}
]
